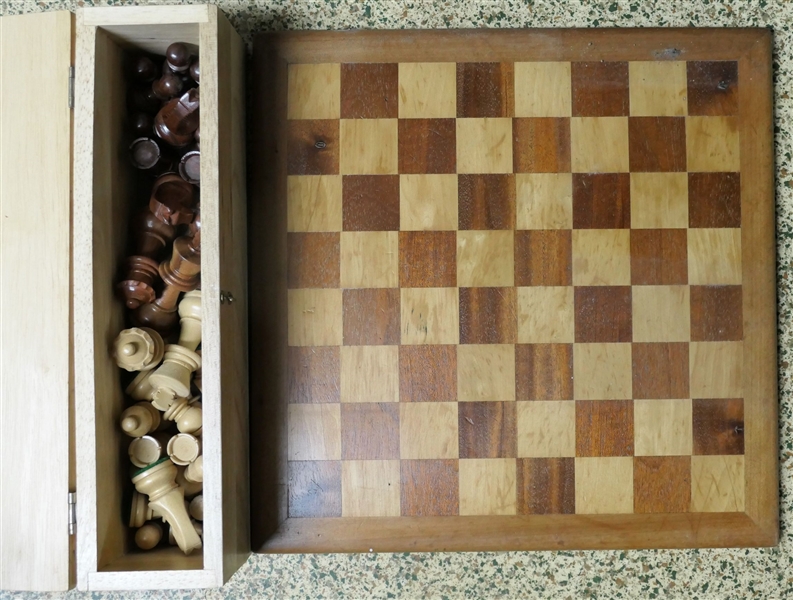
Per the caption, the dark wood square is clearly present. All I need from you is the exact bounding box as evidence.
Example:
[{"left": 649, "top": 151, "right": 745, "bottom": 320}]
[
  {"left": 287, "top": 119, "right": 340, "bottom": 175},
  {"left": 456, "top": 62, "right": 514, "bottom": 118},
  {"left": 458, "top": 174, "right": 516, "bottom": 230},
  {"left": 458, "top": 402, "right": 517, "bottom": 459},
  {"left": 515, "top": 344, "right": 574, "bottom": 401},
  {"left": 459, "top": 287, "right": 517, "bottom": 345},
  {"left": 287, "top": 232, "right": 340, "bottom": 289},
  {"left": 574, "top": 286, "right": 632, "bottom": 343},
  {"left": 342, "top": 175, "right": 400, "bottom": 231},
  {"left": 401, "top": 459, "right": 459, "bottom": 516},
  {"left": 288, "top": 347, "right": 341, "bottom": 404},
  {"left": 687, "top": 61, "right": 739, "bottom": 116},
  {"left": 517, "top": 458, "right": 575, "bottom": 515},
  {"left": 630, "top": 229, "right": 688, "bottom": 285},
  {"left": 688, "top": 172, "right": 742, "bottom": 228},
  {"left": 340, "top": 63, "right": 398, "bottom": 119},
  {"left": 515, "top": 230, "right": 572, "bottom": 287},
  {"left": 572, "top": 173, "right": 631, "bottom": 229},
  {"left": 690, "top": 285, "right": 743, "bottom": 342},
  {"left": 513, "top": 117, "right": 571, "bottom": 173},
  {"left": 571, "top": 61, "right": 629, "bottom": 117},
  {"left": 288, "top": 460, "right": 342, "bottom": 518},
  {"left": 399, "top": 345, "right": 457, "bottom": 402},
  {"left": 628, "top": 117, "right": 687, "bottom": 172},
  {"left": 398, "top": 118, "right": 456, "bottom": 174},
  {"left": 576, "top": 400, "right": 634, "bottom": 457},
  {"left": 399, "top": 231, "right": 457, "bottom": 288},
  {"left": 693, "top": 398, "right": 745, "bottom": 455},
  {"left": 342, "top": 288, "right": 400, "bottom": 345},
  {"left": 632, "top": 342, "right": 690, "bottom": 399},
  {"left": 341, "top": 403, "right": 400, "bottom": 460},
  {"left": 633, "top": 457, "right": 691, "bottom": 514}
]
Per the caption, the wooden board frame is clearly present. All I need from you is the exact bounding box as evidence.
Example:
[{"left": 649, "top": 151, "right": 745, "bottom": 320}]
[{"left": 249, "top": 28, "right": 777, "bottom": 552}]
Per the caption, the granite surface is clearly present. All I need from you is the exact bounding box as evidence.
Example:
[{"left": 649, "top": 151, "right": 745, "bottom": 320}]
[{"left": 1, "top": 0, "right": 792, "bottom": 598}]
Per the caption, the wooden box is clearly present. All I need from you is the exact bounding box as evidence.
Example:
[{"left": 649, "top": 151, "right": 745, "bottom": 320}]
[{"left": 0, "top": 5, "right": 249, "bottom": 592}]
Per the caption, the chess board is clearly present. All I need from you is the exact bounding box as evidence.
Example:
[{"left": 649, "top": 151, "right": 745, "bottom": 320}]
[{"left": 249, "top": 29, "right": 777, "bottom": 552}]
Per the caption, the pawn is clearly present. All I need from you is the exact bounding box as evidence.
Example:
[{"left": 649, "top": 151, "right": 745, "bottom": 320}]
[
  {"left": 128, "top": 433, "right": 168, "bottom": 468},
  {"left": 152, "top": 69, "right": 183, "bottom": 100},
  {"left": 184, "top": 455, "right": 203, "bottom": 483},
  {"left": 176, "top": 465, "right": 202, "bottom": 498},
  {"left": 135, "top": 521, "right": 163, "bottom": 550},
  {"left": 149, "top": 344, "right": 201, "bottom": 399},
  {"left": 154, "top": 88, "right": 199, "bottom": 147},
  {"left": 167, "top": 432, "right": 201, "bottom": 466},
  {"left": 117, "top": 256, "right": 159, "bottom": 309},
  {"left": 120, "top": 401, "right": 161, "bottom": 438},
  {"left": 164, "top": 397, "right": 202, "bottom": 435},
  {"left": 112, "top": 327, "right": 165, "bottom": 372},
  {"left": 178, "top": 149, "right": 200, "bottom": 185},
  {"left": 149, "top": 173, "right": 196, "bottom": 226},
  {"left": 188, "top": 495, "right": 203, "bottom": 521},
  {"left": 165, "top": 42, "right": 191, "bottom": 73},
  {"left": 130, "top": 56, "right": 158, "bottom": 82},
  {"left": 126, "top": 370, "right": 155, "bottom": 402},
  {"left": 189, "top": 58, "right": 199, "bottom": 83},
  {"left": 177, "top": 290, "right": 201, "bottom": 351},
  {"left": 131, "top": 112, "right": 155, "bottom": 138},
  {"left": 129, "top": 137, "right": 174, "bottom": 176},
  {"left": 132, "top": 458, "right": 202, "bottom": 555}
]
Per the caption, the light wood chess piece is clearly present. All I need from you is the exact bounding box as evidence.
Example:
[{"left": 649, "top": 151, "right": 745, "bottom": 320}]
[
  {"left": 120, "top": 402, "right": 161, "bottom": 438},
  {"left": 128, "top": 433, "right": 168, "bottom": 468},
  {"left": 191, "top": 519, "right": 203, "bottom": 539},
  {"left": 177, "top": 290, "right": 201, "bottom": 351},
  {"left": 112, "top": 327, "right": 164, "bottom": 372},
  {"left": 164, "top": 397, "right": 202, "bottom": 435},
  {"left": 189, "top": 494, "right": 203, "bottom": 521},
  {"left": 126, "top": 370, "right": 156, "bottom": 401},
  {"left": 149, "top": 344, "right": 202, "bottom": 399},
  {"left": 184, "top": 455, "right": 202, "bottom": 483},
  {"left": 176, "top": 465, "right": 202, "bottom": 498},
  {"left": 134, "top": 522, "right": 163, "bottom": 550},
  {"left": 129, "top": 490, "right": 154, "bottom": 527},
  {"left": 167, "top": 433, "right": 201, "bottom": 466},
  {"left": 132, "top": 458, "right": 202, "bottom": 555}
]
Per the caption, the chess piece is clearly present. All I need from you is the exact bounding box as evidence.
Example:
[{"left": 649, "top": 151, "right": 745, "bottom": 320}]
[
  {"left": 149, "top": 173, "right": 196, "bottom": 226},
  {"left": 132, "top": 458, "right": 202, "bottom": 554},
  {"left": 175, "top": 465, "right": 202, "bottom": 498},
  {"left": 112, "top": 327, "right": 165, "bottom": 372},
  {"left": 132, "top": 207, "right": 176, "bottom": 259},
  {"left": 189, "top": 495, "right": 203, "bottom": 521},
  {"left": 184, "top": 455, "right": 203, "bottom": 483},
  {"left": 128, "top": 85, "right": 161, "bottom": 114},
  {"left": 178, "top": 149, "right": 200, "bottom": 185},
  {"left": 149, "top": 344, "right": 201, "bottom": 399},
  {"left": 154, "top": 88, "right": 199, "bottom": 148},
  {"left": 126, "top": 370, "right": 156, "bottom": 401},
  {"left": 117, "top": 256, "right": 159, "bottom": 309},
  {"left": 160, "top": 230, "right": 201, "bottom": 293},
  {"left": 150, "top": 387, "right": 177, "bottom": 411},
  {"left": 177, "top": 290, "right": 202, "bottom": 351},
  {"left": 164, "top": 397, "right": 202, "bottom": 435},
  {"left": 166, "top": 432, "right": 201, "bottom": 466},
  {"left": 192, "top": 519, "right": 203, "bottom": 538},
  {"left": 193, "top": 127, "right": 200, "bottom": 146},
  {"left": 152, "top": 69, "right": 183, "bottom": 100},
  {"left": 189, "top": 58, "right": 199, "bottom": 83},
  {"left": 135, "top": 521, "right": 163, "bottom": 550},
  {"left": 120, "top": 401, "right": 162, "bottom": 438},
  {"left": 130, "top": 56, "right": 157, "bottom": 82},
  {"left": 129, "top": 489, "right": 154, "bottom": 527},
  {"left": 129, "top": 137, "right": 174, "bottom": 175},
  {"left": 193, "top": 350, "right": 202, "bottom": 393},
  {"left": 128, "top": 433, "right": 168, "bottom": 468},
  {"left": 165, "top": 42, "right": 191, "bottom": 73},
  {"left": 131, "top": 112, "right": 155, "bottom": 138}
]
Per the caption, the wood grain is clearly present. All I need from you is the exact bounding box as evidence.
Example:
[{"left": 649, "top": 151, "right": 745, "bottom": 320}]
[
  {"left": 631, "top": 342, "right": 690, "bottom": 400},
  {"left": 574, "top": 286, "right": 632, "bottom": 344},
  {"left": 341, "top": 403, "right": 400, "bottom": 460},
  {"left": 288, "top": 347, "right": 341, "bottom": 404},
  {"left": 573, "top": 343, "right": 632, "bottom": 401},
  {"left": 691, "top": 455, "right": 745, "bottom": 512},
  {"left": 628, "top": 117, "right": 687, "bottom": 172},
  {"left": 517, "top": 458, "right": 575, "bottom": 515},
  {"left": 631, "top": 285, "right": 690, "bottom": 343},
  {"left": 690, "top": 285, "right": 744, "bottom": 342},
  {"left": 687, "top": 228, "right": 742, "bottom": 285},
  {"left": 342, "top": 175, "right": 400, "bottom": 231},
  {"left": 340, "top": 63, "right": 398, "bottom": 118},
  {"left": 399, "top": 231, "right": 457, "bottom": 287},
  {"left": 287, "top": 119, "right": 340, "bottom": 175},
  {"left": 400, "top": 403, "right": 459, "bottom": 459},
  {"left": 398, "top": 118, "right": 456, "bottom": 174},
  {"left": 688, "top": 60, "right": 739, "bottom": 116},
  {"left": 457, "top": 344, "right": 515, "bottom": 402},
  {"left": 287, "top": 232, "right": 340, "bottom": 288},
  {"left": 340, "top": 346, "right": 399, "bottom": 404},
  {"left": 575, "top": 400, "right": 634, "bottom": 457},
  {"left": 341, "top": 460, "right": 401, "bottom": 517},
  {"left": 456, "top": 62, "right": 514, "bottom": 118},
  {"left": 686, "top": 116, "right": 740, "bottom": 172},
  {"left": 572, "top": 173, "right": 631, "bottom": 229},
  {"left": 630, "top": 229, "right": 688, "bottom": 285},
  {"left": 633, "top": 456, "right": 691, "bottom": 513},
  {"left": 342, "top": 288, "right": 400, "bottom": 345},
  {"left": 516, "top": 401, "right": 576, "bottom": 458},
  {"left": 688, "top": 172, "right": 742, "bottom": 228},
  {"left": 459, "top": 287, "right": 517, "bottom": 345},
  {"left": 693, "top": 398, "right": 745, "bottom": 455},
  {"left": 458, "top": 174, "right": 516, "bottom": 230},
  {"left": 458, "top": 402, "right": 517, "bottom": 459},
  {"left": 339, "top": 119, "right": 399, "bottom": 174},
  {"left": 401, "top": 460, "right": 460, "bottom": 516},
  {"left": 515, "top": 344, "right": 574, "bottom": 401},
  {"left": 399, "top": 345, "right": 457, "bottom": 402},
  {"left": 288, "top": 460, "right": 342, "bottom": 517},
  {"left": 628, "top": 61, "right": 687, "bottom": 117},
  {"left": 459, "top": 458, "right": 517, "bottom": 516},
  {"left": 513, "top": 117, "right": 571, "bottom": 173},
  {"left": 574, "top": 457, "right": 633, "bottom": 514},
  {"left": 514, "top": 230, "right": 572, "bottom": 287},
  {"left": 571, "top": 61, "right": 629, "bottom": 117},
  {"left": 634, "top": 399, "right": 693, "bottom": 456}
]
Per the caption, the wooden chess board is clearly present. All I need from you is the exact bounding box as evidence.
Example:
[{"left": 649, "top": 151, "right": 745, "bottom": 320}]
[{"left": 249, "top": 29, "right": 777, "bottom": 552}]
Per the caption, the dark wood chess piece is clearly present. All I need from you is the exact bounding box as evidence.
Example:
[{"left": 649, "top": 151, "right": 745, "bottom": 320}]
[
  {"left": 131, "top": 112, "right": 155, "bottom": 138},
  {"left": 152, "top": 69, "right": 183, "bottom": 101},
  {"left": 193, "top": 127, "right": 200, "bottom": 147},
  {"left": 133, "top": 207, "right": 176, "bottom": 259},
  {"left": 154, "top": 89, "right": 199, "bottom": 148},
  {"left": 129, "top": 138, "right": 174, "bottom": 175},
  {"left": 131, "top": 56, "right": 157, "bottom": 82},
  {"left": 179, "top": 149, "right": 200, "bottom": 185},
  {"left": 189, "top": 58, "right": 200, "bottom": 83},
  {"left": 128, "top": 85, "right": 162, "bottom": 114},
  {"left": 118, "top": 256, "right": 160, "bottom": 309},
  {"left": 149, "top": 173, "right": 196, "bottom": 226},
  {"left": 165, "top": 42, "right": 191, "bottom": 73}
]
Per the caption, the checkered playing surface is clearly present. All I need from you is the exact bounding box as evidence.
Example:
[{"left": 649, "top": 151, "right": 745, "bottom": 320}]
[{"left": 284, "top": 60, "right": 745, "bottom": 518}]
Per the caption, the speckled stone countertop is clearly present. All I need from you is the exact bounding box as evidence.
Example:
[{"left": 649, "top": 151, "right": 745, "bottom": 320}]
[{"left": 1, "top": 1, "right": 792, "bottom": 598}]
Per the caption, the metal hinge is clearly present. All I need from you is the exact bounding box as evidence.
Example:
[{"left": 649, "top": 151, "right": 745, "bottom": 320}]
[
  {"left": 68, "top": 66, "right": 75, "bottom": 109},
  {"left": 68, "top": 492, "right": 76, "bottom": 535}
]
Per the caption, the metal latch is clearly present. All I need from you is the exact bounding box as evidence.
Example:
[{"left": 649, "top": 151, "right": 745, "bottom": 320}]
[
  {"left": 68, "top": 492, "right": 76, "bottom": 535},
  {"left": 68, "top": 66, "right": 75, "bottom": 109}
]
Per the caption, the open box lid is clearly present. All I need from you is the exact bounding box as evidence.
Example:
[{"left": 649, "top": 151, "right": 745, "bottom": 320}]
[{"left": 0, "top": 10, "right": 75, "bottom": 592}]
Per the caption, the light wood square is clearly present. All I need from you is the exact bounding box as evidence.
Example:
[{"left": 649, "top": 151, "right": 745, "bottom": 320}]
[
  {"left": 398, "top": 62, "right": 457, "bottom": 118},
  {"left": 400, "top": 174, "right": 458, "bottom": 230},
  {"left": 287, "top": 404, "right": 341, "bottom": 460},
  {"left": 575, "top": 457, "right": 633, "bottom": 514},
  {"left": 573, "top": 343, "right": 632, "bottom": 400},
  {"left": 288, "top": 289, "right": 343, "bottom": 346},
  {"left": 515, "top": 173, "right": 573, "bottom": 229},
  {"left": 572, "top": 229, "right": 631, "bottom": 286},
  {"left": 399, "top": 402, "right": 459, "bottom": 459},
  {"left": 630, "top": 173, "right": 688, "bottom": 229},
  {"left": 342, "top": 460, "right": 401, "bottom": 517},
  {"left": 517, "top": 286, "right": 575, "bottom": 343},
  {"left": 459, "top": 458, "right": 517, "bottom": 515},
  {"left": 401, "top": 287, "right": 459, "bottom": 345},
  {"left": 632, "top": 285, "right": 691, "bottom": 343},
  {"left": 287, "top": 175, "right": 343, "bottom": 232},
  {"left": 340, "top": 346, "right": 398, "bottom": 403},
  {"left": 516, "top": 401, "right": 576, "bottom": 457},
  {"left": 690, "top": 341, "right": 743, "bottom": 398},
  {"left": 628, "top": 61, "right": 687, "bottom": 117},
  {"left": 514, "top": 62, "right": 572, "bottom": 117},
  {"left": 691, "top": 455, "right": 745, "bottom": 512},
  {"left": 570, "top": 117, "right": 629, "bottom": 173},
  {"left": 688, "top": 228, "right": 742, "bottom": 285},
  {"left": 287, "top": 63, "right": 341, "bottom": 120},
  {"left": 456, "top": 118, "right": 513, "bottom": 174},
  {"left": 634, "top": 399, "right": 693, "bottom": 456},
  {"left": 457, "top": 231, "right": 515, "bottom": 287},
  {"left": 458, "top": 344, "right": 516, "bottom": 402},
  {"left": 340, "top": 119, "right": 398, "bottom": 174},
  {"left": 340, "top": 231, "right": 398, "bottom": 288},
  {"left": 686, "top": 116, "right": 740, "bottom": 172}
]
